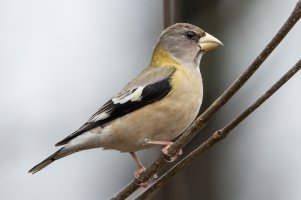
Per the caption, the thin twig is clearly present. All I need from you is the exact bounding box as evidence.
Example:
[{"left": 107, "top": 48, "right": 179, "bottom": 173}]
[
  {"left": 111, "top": 1, "right": 301, "bottom": 199},
  {"left": 136, "top": 59, "right": 301, "bottom": 200},
  {"left": 168, "top": 0, "right": 301, "bottom": 155}
]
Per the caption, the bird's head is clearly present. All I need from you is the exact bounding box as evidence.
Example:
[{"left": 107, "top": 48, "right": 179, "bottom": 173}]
[{"left": 152, "top": 23, "right": 223, "bottom": 68}]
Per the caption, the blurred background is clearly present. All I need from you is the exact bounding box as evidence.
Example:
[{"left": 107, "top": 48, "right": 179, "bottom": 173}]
[{"left": 0, "top": 0, "right": 300, "bottom": 199}]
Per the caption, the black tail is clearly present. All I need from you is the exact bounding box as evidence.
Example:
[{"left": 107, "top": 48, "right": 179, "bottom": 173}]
[{"left": 28, "top": 147, "right": 64, "bottom": 174}]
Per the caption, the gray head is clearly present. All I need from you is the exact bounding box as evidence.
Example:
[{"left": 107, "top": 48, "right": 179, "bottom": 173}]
[{"left": 155, "top": 23, "right": 223, "bottom": 68}]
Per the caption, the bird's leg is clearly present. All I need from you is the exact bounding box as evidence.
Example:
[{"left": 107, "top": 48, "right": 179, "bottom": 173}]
[
  {"left": 129, "top": 152, "right": 157, "bottom": 187},
  {"left": 130, "top": 152, "right": 146, "bottom": 179},
  {"left": 144, "top": 138, "right": 183, "bottom": 162}
]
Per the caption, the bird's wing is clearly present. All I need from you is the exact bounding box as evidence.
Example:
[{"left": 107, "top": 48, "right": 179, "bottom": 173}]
[{"left": 55, "top": 67, "right": 176, "bottom": 146}]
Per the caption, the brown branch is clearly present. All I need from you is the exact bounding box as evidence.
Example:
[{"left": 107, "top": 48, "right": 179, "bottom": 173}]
[
  {"left": 135, "top": 58, "right": 301, "bottom": 200},
  {"left": 111, "top": 1, "right": 301, "bottom": 199}
]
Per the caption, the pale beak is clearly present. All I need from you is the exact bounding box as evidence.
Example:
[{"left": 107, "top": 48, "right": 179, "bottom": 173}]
[{"left": 198, "top": 32, "right": 223, "bottom": 52}]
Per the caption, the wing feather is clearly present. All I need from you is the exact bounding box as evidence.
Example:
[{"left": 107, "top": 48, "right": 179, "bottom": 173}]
[{"left": 55, "top": 67, "right": 175, "bottom": 146}]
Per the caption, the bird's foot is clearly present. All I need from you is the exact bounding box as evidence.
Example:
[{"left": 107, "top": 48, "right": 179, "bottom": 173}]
[
  {"left": 133, "top": 166, "right": 158, "bottom": 187},
  {"left": 134, "top": 166, "right": 149, "bottom": 187},
  {"left": 130, "top": 152, "right": 157, "bottom": 187},
  {"left": 144, "top": 138, "right": 183, "bottom": 162},
  {"left": 161, "top": 144, "right": 183, "bottom": 162},
  {"left": 134, "top": 166, "right": 146, "bottom": 180}
]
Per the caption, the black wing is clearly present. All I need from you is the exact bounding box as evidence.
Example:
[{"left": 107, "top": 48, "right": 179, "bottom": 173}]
[{"left": 55, "top": 74, "right": 174, "bottom": 146}]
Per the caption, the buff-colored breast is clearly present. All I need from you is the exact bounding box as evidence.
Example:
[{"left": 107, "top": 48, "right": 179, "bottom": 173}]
[{"left": 97, "top": 65, "right": 203, "bottom": 152}]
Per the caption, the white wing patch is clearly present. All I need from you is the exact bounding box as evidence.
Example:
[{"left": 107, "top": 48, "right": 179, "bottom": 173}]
[
  {"left": 88, "top": 86, "right": 145, "bottom": 123},
  {"left": 112, "top": 86, "right": 144, "bottom": 104},
  {"left": 90, "top": 112, "right": 110, "bottom": 122}
]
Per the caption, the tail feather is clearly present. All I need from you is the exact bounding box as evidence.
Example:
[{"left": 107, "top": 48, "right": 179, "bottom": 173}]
[{"left": 28, "top": 147, "right": 64, "bottom": 174}]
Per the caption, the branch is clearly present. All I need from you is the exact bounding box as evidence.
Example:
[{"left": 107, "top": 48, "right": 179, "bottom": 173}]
[
  {"left": 111, "top": 1, "right": 301, "bottom": 199},
  {"left": 135, "top": 59, "right": 301, "bottom": 200},
  {"left": 169, "top": 0, "right": 301, "bottom": 154}
]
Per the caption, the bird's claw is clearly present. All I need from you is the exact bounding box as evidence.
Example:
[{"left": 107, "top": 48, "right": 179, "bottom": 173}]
[
  {"left": 134, "top": 167, "right": 149, "bottom": 187},
  {"left": 161, "top": 144, "right": 183, "bottom": 162},
  {"left": 134, "top": 166, "right": 146, "bottom": 180},
  {"left": 144, "top": 138, "right": 183, "bottom": 162},
  {"left": 134, "top": 167, "right": 157, "bottom": 187}
]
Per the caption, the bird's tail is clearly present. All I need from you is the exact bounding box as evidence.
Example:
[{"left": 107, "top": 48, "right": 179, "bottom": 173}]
[{"left": 28, "top": 147, "right": 66, "bottom": 174}]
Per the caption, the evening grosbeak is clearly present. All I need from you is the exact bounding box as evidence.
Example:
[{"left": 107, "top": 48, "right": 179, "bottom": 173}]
[{"left": 29, "top": 23, "right": 223, "bottom": 178}]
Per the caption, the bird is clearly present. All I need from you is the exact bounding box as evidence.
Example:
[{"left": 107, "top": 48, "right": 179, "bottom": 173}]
[{"left": 28, "top": 23, "right": 223, "bottom": 179}]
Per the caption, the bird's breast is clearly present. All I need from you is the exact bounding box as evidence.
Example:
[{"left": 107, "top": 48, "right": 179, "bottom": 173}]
[{"left": 99, "top": 67, "right": 203, "bottom": 152}]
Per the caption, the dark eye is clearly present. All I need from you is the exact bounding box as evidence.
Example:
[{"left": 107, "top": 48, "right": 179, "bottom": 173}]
[{"left": 184, "top": 31, "right": 197, "bottom": 40}]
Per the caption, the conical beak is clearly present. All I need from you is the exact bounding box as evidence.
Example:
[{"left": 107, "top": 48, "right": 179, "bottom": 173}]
[{"left": 198, "top": 32, "right": 223, "bottom": 52}]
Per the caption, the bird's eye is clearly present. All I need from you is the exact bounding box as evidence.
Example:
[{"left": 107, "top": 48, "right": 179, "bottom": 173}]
[{"left": 184, "top": 31, "right": 197, "bottom": 40}]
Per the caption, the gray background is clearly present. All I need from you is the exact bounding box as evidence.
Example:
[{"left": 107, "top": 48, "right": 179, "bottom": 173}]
[{"left": 0, "top": 0, "right": 300, "bottom": 199}]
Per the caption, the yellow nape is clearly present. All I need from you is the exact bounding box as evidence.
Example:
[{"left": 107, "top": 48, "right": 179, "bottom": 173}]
[{"left": 150, "top": 48, "right": 181, "bottom": 68}]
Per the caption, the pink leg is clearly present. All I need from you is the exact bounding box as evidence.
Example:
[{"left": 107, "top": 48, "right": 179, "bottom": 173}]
[
  {"left": 145, "top": 139, "right": 183, "bottom": 162},
  {"left": 130, "top": 152, "right": 146, "bottom": 179},
  {"left": 130, "top": 152, "right": 157, "bottom": 187}
]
